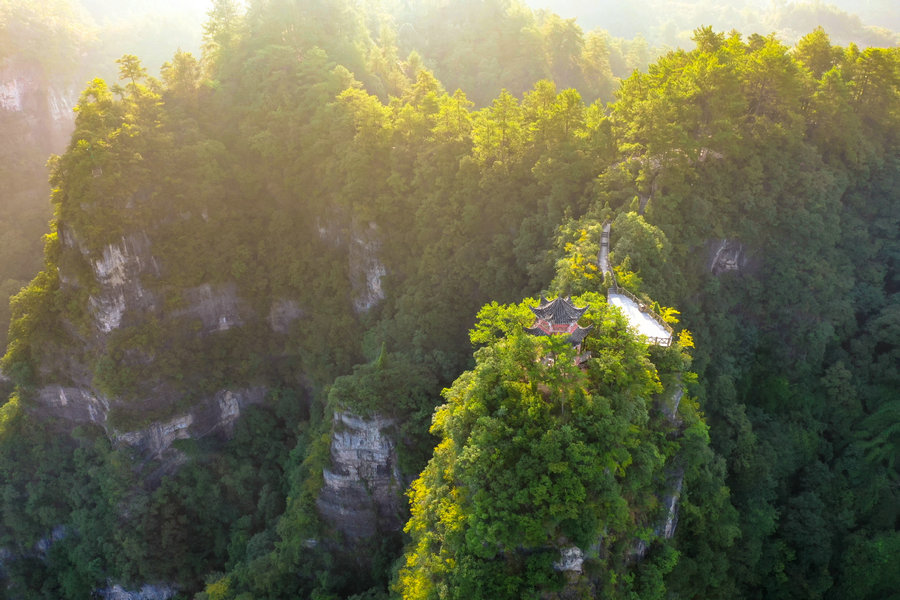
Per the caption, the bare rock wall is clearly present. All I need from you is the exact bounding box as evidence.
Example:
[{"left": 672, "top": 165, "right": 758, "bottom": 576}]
[{"left": 317, "top": 411, "right": 403, "bottom": 541}]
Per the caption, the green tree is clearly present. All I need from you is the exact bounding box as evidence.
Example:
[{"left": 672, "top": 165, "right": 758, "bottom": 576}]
[
  {"left": 795, "top": 27, "right": 842, "bottom": 78},
  {"left": 115, "top": 54, "right": 147, "bottom": 87},
  {"left": 397, "top": 294, "right": 725, "bottom": 599},
  {"left": 202, "top": 0, "right": 244, "bottom": 72}
]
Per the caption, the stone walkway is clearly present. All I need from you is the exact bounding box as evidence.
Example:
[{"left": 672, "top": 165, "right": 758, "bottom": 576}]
[{"left": 599, "top": 221, "right": 612, "bottom": 276}]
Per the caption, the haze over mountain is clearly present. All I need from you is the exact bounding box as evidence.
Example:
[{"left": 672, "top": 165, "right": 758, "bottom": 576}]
[{"left": 525, "top": 0, "right": 898, "bottom": 46}]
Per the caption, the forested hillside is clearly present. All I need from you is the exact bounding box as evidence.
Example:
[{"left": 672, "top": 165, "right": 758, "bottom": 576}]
[
  {"left": 0, "top": 0, "right": 208, "bottom": 354},
  {"left": 0, "top": 0, "right": 653, "bottom": 358},
  {"left": 0, "top": 0, "right": 90, "bottom": 354},
  {"left": 0, "top": 0, "right": 898, "bottom": 599}
]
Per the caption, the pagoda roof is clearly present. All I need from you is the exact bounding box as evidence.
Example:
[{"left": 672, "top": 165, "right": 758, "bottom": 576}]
[
  {"left": 525, "top": 296, "right": 592, "bottom": 345},
  {"left": 529, "top": 296, "right": 589, "bottom": 323}
]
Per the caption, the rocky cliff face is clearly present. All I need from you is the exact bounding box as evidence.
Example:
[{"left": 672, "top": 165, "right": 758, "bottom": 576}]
[
  {"left": 267, "top": 298, "right": 303, "bottom": 334},
  {"left": 86, "top": 232, "right": 161, "bottom": 333},
  {"left": 659, "top": 384, "right": 683, "bottom": 424},
  {"left": 0, "top": 56, "right": 78, "bottom": 350},
  {"left": 630, "top": 384, "right": 685, "bottom": 561},
  {"left": 96, "top": 584, "right": 177, "bottom": 600},
  {"left": 629, "top": 466, "right": 684, "bottom": 562},
  {"left": 175, "top": 283, "right": 247, "bottom": 333},
  {"left": 349, "top": 221, "right": 386, "bottom": 313},
  {"left": 552, "top": 382, "right": 687, "bottom": 577},
  {"left": 34, "top": 189, "right": 380, "bottom": 472},
  {"left": 35, "top": 385, "right": 266, "bottom": 458},
  {"left": 0, "top": 58, "right": 76, "bottom": 153},
  {"left": 69, "top": 230, "right": 255, "bottom": 338},
  {"left": 114, "top": 388, "right": 266, "bottom": 458},
  {"left": 709, "top": 239, "right": 747, "bottom": 275},
  {"left": 39, "top": 224, "right": 267, "bottom": 460},
  {"left": 35, "top": 386, "right": 109, "bottom": 425},
  {"left": 317, "top": 411, "right": 404, "bottom": 541}
]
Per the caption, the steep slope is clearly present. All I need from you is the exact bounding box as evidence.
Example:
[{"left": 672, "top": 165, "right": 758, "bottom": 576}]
[
  {"left": 572, "top": 29, "right": 900, "bottom": 599},
  {"left": 1, "top": 2, "right": 621, "bottom": 594},
  {"left": 397, "top": 294, "right": 733, "bottom": 599},
  {"left": 0, "top": 4, "right": 897, "bottom": 598},
  {"left": 0, "top": 2, "right": 86, "bottom": 352}
]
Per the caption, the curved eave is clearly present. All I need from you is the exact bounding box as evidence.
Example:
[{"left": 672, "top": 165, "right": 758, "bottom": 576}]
[
  {"left": 568, "top": 325, "right": 593, "bottom": 345},
  {"left": 530, "top": 297, "right": 590, "bottom": 323}
]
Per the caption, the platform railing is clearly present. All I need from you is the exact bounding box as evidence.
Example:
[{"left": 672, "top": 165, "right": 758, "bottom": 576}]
[
  {"left": 599, "top": 221, "right": 674, "bottom": 346},
  {"left": 608, "top": 285, "right": 674, "bottom": 334}
]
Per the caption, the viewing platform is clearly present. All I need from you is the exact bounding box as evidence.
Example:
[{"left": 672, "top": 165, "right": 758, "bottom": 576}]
[
  {"left": 607, "top": 290, "right": 673, "bottom": 347},
  {"left": 599, "top": 220, "right": 673, "bottom": 347}
]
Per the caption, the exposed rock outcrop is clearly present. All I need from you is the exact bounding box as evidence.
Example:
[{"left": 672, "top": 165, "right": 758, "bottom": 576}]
[
  {"left": 349, "top": 221, "right": 386, "bottom": 313},
  {"left": 268, "top": 298, "right": 304, "bottom": 334},
  {"left": 114, "top": 387, "right": 266, "bottom": 458},
  {"left": 630, "top": 467, "right": 684, "bottom": 562},
  {"left": 598, "top": 221, "right": 612, "bottom": 278},
  {"left": 115, "top": 414, "right": 194, "bottom": 458},
  {"left": 316, "top": 215, "right": 345, "bottom": 246},
  {"left": 89, "top": 232, "right": 160, "bottom": 333},
  {"left": 33, "top": 385, "right": 266, "bottom": 458},
  {"left": 0, "top": 526, "right": 68, "bottom": 580},
  {"left": 0, "top": 58, "right": 76, "bottom": 151},
  {"left": 659, "top": 384, "right": 683, "bottom": 423},
  {"left": 317, "top": 411, "right": 403, "bottom": 541},
  {"left": 96, "top": 583, "right": 177, "bottom": 600},
  {"left": 0, "top": 547, "right": 13, "bottom": 575},
  {"left": 553, "top": 546, "right": 585, "bottom": 573},
  {"left": 33, "top": 526, "right": 68, "bottom": 558},
  {"left": 78, "top": 230, "right": 253, "bottom": 336},
  {"left": 709, "top": 239, "right": 747, "bottom": 275},
  {"left": 114, "top": 388, "right": 263, "bottom": 456},
  {"left": 553, "top": 383, "right": 687, "bottom": 575},
  {"left": 36, "top": 385, "right": 109, "bottom": 425},
  {"left": 37, "top": 219, "right": 278, "bottom": 465},
  {"left": 176, "top": 283, "right": 247, "bottom": 332},
  {"left": 658, "top": 468, "right": 684, "bottom": 539},
  {"left": 59, "top": 222, "right": 89, "bottom": 256},
  {"left": 0, "top": 528, "right": 175, "bottom": 600}
]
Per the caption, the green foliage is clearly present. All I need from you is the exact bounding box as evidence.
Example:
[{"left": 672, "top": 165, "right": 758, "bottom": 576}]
[
  {"left": 397, "top": 294, "right": 730, "bottom": 598},
  {"left": 607, "top": 26, "right": 900, "bottom": 600},
  {"left": 550, "top": 222, "right": 604, "bottom": 296},
  {"left": 0, "top": 390, "right": 300, "bottom": 597},
  {"left": 1, "top": 267, "right": 60, "bottom": 389},
  {"left": 391, "top": 0, "right": 652, "bottom": 106},
  {"left": 0, "top": 4, "right": 897, "bottom": 598},
  {"left": 609, "top": 212, "right": 671, "bottom": 297},
  {"left": 328, "top": 351, "right": 439, "bottom": 472},
  {"left": 0, "top": 0, "right": 93, "bottom": 76}
]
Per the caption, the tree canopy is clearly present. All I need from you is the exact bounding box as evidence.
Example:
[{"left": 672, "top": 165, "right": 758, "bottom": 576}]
[{"left": 0, "top": 2, "right": 897, "bottom": 598}]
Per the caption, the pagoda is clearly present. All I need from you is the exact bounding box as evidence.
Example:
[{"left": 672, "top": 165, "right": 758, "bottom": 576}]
[{"left": 525, "top": 296, "right": 592, "bottom": 346}]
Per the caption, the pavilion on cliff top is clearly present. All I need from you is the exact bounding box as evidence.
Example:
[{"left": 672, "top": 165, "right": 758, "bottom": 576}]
[{"left": 525, "top": 296, "right": 593, "bottom": 346}]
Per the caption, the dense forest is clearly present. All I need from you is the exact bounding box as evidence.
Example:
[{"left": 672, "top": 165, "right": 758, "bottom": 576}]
[
  {"left": 0, "top": 0, "right": 898, "bottom": 598},
  {"left": 0, "top": 0, "right": 209, "bottom": 354}
]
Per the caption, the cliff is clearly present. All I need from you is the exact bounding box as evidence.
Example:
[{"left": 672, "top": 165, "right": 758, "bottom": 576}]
[
  {"left": 0, "top": 57, "right": 76, "bottom": 154},
  {"left": 551, "top": 382, "right": 689, "bottom": 580},
  {"left": 0, "top": 55, "right": 79, "bottom": 350},
  {"left": 33, "top": 224, "right": 269, "bottom": 452},
  {"left": 35, "top": 384, "right": 266, "bottom": 459},
  {"left": 395, "top": 293, "right": 709, "bottom": 598},
  {"left": 316, "top": 411, "right": 404, "bottom": 542},
  {"left": 349, "top": 221, "right": 387, "bottom": 313}
]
